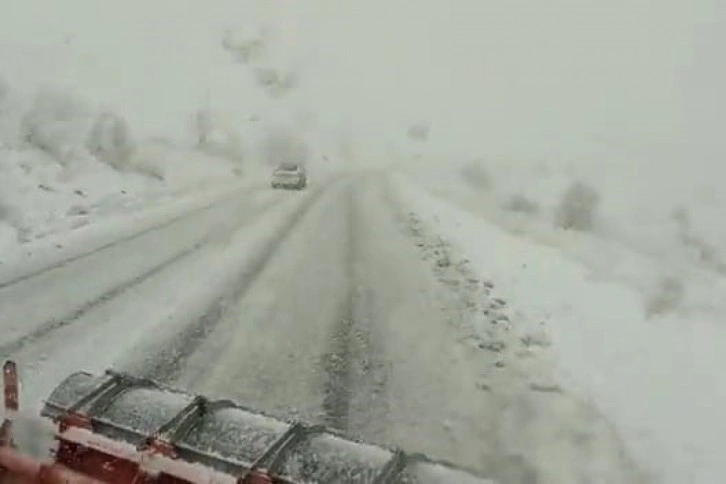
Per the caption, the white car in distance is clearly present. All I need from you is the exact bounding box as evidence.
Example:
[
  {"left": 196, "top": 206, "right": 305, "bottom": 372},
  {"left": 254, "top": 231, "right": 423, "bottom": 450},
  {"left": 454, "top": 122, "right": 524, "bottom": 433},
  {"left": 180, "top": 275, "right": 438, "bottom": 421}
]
[{"left": 271, "top": 163, "right": 308, "bottom": 190}]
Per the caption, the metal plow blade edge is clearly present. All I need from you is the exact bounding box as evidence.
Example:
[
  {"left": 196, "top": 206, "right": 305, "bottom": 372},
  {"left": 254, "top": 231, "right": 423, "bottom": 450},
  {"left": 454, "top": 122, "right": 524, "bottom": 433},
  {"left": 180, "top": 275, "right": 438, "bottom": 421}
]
[{"left": 0, "top": 361, "right": 495, "bottom": 483}]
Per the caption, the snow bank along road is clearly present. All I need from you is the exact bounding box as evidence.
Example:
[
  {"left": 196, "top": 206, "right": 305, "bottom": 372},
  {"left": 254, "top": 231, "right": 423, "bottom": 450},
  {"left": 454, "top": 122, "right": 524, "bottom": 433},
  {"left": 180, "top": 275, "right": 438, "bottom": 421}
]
[{"left": 0, "top": 172, "right": 650, "bottom": 483}]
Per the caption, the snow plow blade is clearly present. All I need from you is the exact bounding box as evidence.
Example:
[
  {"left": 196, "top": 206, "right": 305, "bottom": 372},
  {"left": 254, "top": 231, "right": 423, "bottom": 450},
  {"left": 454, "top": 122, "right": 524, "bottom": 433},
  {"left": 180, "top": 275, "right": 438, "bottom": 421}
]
[{"left": 0, "top": 361, "right": 494, "bottom": 483}]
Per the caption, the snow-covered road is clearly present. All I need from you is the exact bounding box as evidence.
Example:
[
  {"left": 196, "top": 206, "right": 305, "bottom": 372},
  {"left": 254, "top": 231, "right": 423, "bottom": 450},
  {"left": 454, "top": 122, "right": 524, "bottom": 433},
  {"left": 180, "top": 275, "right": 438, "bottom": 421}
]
[{"left": 1, "top": 173, "right": 649, "bottom": 483}]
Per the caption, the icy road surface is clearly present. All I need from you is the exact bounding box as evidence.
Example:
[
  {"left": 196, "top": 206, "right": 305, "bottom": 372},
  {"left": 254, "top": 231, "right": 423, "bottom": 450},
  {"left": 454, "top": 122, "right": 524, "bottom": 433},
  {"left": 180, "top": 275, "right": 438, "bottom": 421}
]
[{"left": 0, "top": 173, "right": 649, "bottom": 483}]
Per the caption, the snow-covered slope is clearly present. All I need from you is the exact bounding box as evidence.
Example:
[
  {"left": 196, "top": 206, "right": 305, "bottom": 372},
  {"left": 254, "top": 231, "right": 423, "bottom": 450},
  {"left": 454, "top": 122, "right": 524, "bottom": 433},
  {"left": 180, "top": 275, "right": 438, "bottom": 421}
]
[
  {"left": 394, "top": 161, "right": 726, "bottom": 483},
  {"left": 0, "top": 1, "right": 280, "bottom": 256},
  {"left": 405, "top": 153, "right": 726, "bottom": 288},
  {"left": 0, "top": 82, "right": 254, "bottom": 258},
  {"left": 393, "top": 86, "right": 726, "bottom": 481}
]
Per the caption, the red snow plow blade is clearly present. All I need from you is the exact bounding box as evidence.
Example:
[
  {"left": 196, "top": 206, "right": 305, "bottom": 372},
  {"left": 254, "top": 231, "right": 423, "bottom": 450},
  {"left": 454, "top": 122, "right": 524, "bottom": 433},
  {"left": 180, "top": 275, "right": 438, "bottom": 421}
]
[{"left": 0, "top": 361, "right": 493, "bottom": 483}]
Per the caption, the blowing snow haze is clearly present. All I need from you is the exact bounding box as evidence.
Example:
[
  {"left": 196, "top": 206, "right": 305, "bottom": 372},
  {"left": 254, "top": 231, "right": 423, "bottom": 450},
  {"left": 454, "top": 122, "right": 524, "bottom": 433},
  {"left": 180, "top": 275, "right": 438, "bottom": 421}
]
[
  {"left": 2, "top": 2, "right": 726, "bottom": 483},
  {"left": 1, "top": 0, "right": 721, "bottom": 160}
]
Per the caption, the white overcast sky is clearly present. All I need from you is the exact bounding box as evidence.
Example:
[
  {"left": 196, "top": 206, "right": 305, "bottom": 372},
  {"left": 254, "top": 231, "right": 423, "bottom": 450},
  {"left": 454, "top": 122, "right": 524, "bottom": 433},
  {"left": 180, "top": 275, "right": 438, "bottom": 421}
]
[{"left": 1, "top": 0, "right": 722, "bottom": 160}]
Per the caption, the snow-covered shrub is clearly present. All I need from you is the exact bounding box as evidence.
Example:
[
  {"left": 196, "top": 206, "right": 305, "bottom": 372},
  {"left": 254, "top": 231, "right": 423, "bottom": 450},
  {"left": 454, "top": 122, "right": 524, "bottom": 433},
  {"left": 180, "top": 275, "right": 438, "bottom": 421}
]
[
  {"left": 554, "top": 180, "right": 600, "bottom": 231},
  {"left": 460, "top": 159, "right": 492, "bottom": 190},
  {"left": 520, "top": 328, "right": 551, "bottom": 348},
  {"left": 671, "top": 205, "right": 690, "bottom": 230},
  {"left": 681, "top": 233, "right": 725, "bottom": 272},
  {"left": 222, "top": 25, "right": 267, "bottom": 64},
  {"left": 86, "top": 112, "right": 134, "bottom": 170},
  {"left": 255, "top": 67, "right": 298, "bottom": 98},
  {"left": 503, "top": 194, "right": 540, "bottom": 215},
  {"left": 407, "top": 123, "right": 429, "bottom": 142},
  {"left": 19, "top": 89, "right": 92, "bottom": 164},
  {"left": 670, "top": 205, "right": 726, "bottom": 273},
  {"left": 256, "top": 67, "right": 283, "bottom": 88},
  {"left": 645, "top": 275, "right": 684, "bottom": 317}
]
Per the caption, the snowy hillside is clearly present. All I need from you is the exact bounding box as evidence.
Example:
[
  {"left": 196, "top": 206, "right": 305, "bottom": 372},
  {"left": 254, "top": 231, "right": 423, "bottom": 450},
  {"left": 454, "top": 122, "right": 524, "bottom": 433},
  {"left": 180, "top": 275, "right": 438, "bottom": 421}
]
[
  {"left": 393, "top": 166, "right": 726, "bottom": 483},
  {"left": 405, "top": 154, "right": 726, "bottom": 295},
  {"left": 0, "top": 1, "right": 306, "bottom": 257},
  {"left": 0, "top": 81, "right": 256, "bottom": 259}
]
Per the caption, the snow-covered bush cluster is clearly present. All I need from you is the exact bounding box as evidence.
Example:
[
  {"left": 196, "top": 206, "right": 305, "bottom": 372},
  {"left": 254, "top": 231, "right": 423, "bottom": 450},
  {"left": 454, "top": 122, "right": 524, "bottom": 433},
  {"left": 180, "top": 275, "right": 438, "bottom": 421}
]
[
  {"left": 671, "top": 205, "right": 726, "bottom": 274},
  {"left": 407, "top": 123, "right": 430, "bottom": 143},
  {"left": 459, "top": 159, "right": 492, "bottom": 190},
  {"left": 644, "top": 275, "right": 685, "bottom": 318},
  {"left": 222, "top": 26, "right": 267, "bottom": 64},
  {"left": 222, "top": 24, "right": 299, "bottom": 99},
  {"left": 0, "top": 77, "right": 245, "bottom": 247},
  {"left": 19, "top": 89, "right": 96, "bottom": 165},
  {"left": 553, "top": 181, "right": 600, "bottom": 232},
  {"left": 254, "top": 67, "right": 298, "bottom": 99},
  {"left": 11, "top": 86, "right": 144, "bottom": 177},
  {"left": 11, "top": 87, "right": 166, "bottom": 181},
  {"left": 409, "top": 153, "right": 726, "bottom": 321},
  {"left": 86, "top": 112, "right": 134, "bottom": 171}
]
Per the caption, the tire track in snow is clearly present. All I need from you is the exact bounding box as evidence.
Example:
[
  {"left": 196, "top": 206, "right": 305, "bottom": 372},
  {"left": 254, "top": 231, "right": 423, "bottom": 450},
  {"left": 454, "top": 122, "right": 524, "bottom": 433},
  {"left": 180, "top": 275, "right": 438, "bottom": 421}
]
[
  {"left": 320, "top": 185, "right": 357, "bottom": 432},
  {"left": 0, "top": 194, "right": 282, "bottom": 359},
  {"left": 133, "top": 179, "right": 347, "bottom": 383},
  {"left": 0, "top": 188, "right": 250, "bottom": 290},
  {"left": 333, "top": 177, "right": 399, "bottom": 443},
  {"left": 331, "top": 177, "right": 504, "bottom": 479}
]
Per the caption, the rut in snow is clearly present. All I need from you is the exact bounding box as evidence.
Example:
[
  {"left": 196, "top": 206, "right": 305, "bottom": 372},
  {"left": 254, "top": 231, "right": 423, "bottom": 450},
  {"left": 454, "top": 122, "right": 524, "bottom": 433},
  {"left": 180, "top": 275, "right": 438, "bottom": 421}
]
[{"left": 320, "top": 185, "right": 359, "bottom": 432}]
